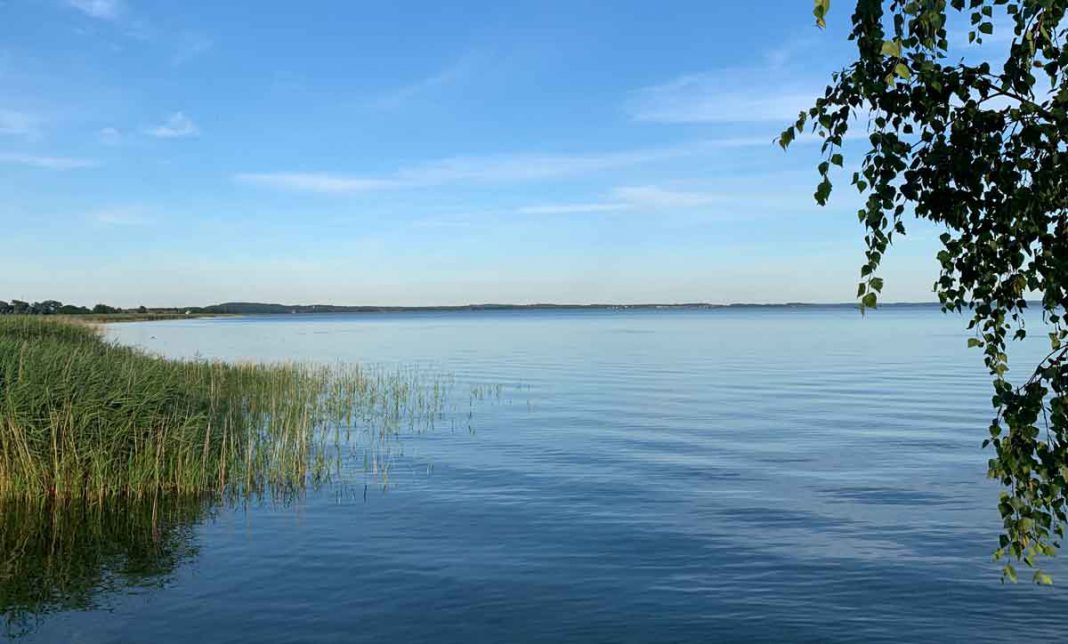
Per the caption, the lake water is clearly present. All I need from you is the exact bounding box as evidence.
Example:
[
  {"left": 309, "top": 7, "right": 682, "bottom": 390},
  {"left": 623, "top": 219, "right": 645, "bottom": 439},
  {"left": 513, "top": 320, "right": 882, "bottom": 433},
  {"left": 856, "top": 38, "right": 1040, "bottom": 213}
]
[{"left": 7, "top": 306, "right": 1067, "bottom": 642}]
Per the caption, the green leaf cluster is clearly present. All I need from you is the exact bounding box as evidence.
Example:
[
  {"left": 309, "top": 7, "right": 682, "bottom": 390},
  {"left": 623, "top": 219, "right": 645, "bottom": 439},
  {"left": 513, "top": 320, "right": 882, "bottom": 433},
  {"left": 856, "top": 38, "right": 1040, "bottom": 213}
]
[{"left": 782, "top": 0, "right": 1068, "bottom": 583}]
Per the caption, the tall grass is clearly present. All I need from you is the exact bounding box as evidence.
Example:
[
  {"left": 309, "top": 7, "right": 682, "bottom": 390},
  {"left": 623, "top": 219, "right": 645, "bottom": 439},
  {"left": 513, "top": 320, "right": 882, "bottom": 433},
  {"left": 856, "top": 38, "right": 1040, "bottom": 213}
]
[{"left": 0, "top": 316, "right": 452, "bottom": 501}]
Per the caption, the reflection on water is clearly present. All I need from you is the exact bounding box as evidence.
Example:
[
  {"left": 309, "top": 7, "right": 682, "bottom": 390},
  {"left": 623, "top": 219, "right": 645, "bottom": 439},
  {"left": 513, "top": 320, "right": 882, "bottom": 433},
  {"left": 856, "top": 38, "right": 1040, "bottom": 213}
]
[
  {"left": 7, "top": 308, "right": 1065, "bottom": 642},
  {"left": 0, "top": 370, "right": 507, "bottom": 639},
  {"left": 0, "top": 497, "right": 206, "bottom": 638}
]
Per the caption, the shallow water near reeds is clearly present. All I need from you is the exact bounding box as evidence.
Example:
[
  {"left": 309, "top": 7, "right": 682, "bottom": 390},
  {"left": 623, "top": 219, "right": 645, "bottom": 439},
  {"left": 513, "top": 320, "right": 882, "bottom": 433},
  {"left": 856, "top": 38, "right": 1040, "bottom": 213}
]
[{"left": 5, "top": 306, "right": 1067, "bottom": 642}]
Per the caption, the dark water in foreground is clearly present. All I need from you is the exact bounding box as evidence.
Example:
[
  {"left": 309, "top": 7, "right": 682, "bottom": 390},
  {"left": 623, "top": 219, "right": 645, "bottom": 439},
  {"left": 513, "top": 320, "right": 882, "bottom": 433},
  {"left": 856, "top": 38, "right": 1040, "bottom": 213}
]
[{"left": 6, "top": 307, "right": 1066, "bottom": 642}]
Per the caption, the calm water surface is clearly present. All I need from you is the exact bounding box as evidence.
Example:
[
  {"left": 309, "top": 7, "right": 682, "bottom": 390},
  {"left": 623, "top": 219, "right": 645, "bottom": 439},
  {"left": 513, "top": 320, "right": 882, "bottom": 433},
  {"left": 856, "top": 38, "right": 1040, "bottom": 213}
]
[{"left": 9, "top": 307, "right": 1067, "bottom": 642}]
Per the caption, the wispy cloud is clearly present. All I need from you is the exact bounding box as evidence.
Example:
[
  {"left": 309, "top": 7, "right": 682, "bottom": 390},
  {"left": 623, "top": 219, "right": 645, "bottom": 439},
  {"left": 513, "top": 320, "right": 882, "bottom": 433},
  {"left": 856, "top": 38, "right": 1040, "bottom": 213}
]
[
  {"left": 518, "top": 186, "right": 725, "bottom": 216},
  {"left": 0, "top": 153, "right": 97, "bottom": 169},
  {"left": 762, "top": 36, "right": 822, "bottom": 69},
  {"left": 98, "top": 126, "right": 122, "bottom": 145},
  {"left": 516, "top": 203, "right": 629, "bottom": 215},
  {"left": 172, "top": 32, "right": 213, "bottom": 66},
  {"left": 90, "top": 207, "right": 150, "bottom": 226},
  {"left": 369, "top": 56, "right": 474, "bottom": 109},
  {"left": 66, "top": 0, "right": 163, "bottom": 42},
  {"left": 145, "top": 112, "right": 199, "bottom": 138},
  {"left": 408, "top": 216, "right": 477, "bottom": 230},
  {"left": 396, "top": 145, "right": 704, "bottom": 183},
  {"left": 627, "top": 68, "right": 817, "bottom": 123},
  {"left": 67, "top": 0, "right": 122, "bottom": 20},
  {"left": 612, "top": 185, "right": 724, "bottom": 208},
  {"left": 236, "top": 139, "right": 766, "bottom": 195},
  {"left": 0, "top": 110, "right": 40, "bottom": 137},
  {"left": 235, "top": 173, "right": 401, "bottom": 194},
  {"left": 516, "top": 172, "right": 843, "bottom": 218}
]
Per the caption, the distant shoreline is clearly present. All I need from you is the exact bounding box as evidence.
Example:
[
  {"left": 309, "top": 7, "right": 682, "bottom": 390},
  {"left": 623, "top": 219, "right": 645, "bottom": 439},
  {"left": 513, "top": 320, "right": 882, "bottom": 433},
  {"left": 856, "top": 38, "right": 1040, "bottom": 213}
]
[
  {"left": 1, "top": 300, "right": 955, "bottom": 323},
  {"left": 164, "top": 301, "right": 948, "bottom": 315}
]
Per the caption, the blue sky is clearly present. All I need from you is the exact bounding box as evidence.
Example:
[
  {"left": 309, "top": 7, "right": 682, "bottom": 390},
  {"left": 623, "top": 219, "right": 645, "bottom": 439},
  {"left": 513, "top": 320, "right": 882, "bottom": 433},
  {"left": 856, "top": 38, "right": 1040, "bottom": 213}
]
[{"left": 1, "top": 0, "right": 949, "bottom": 307}]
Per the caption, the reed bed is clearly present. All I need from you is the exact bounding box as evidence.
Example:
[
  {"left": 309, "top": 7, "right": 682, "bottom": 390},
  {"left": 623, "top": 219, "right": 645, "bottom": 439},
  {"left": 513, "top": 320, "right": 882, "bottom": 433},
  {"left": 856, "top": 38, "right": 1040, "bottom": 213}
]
[{"left": 0, "top": 316, "right": 455, "bottom": 501}]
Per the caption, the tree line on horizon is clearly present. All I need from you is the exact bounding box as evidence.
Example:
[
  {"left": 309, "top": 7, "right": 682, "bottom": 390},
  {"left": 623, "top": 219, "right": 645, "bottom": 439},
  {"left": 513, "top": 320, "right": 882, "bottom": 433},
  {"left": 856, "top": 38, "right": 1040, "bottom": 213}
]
[{"left": 0, "top": 299, "right": 148, "bottom": 316}]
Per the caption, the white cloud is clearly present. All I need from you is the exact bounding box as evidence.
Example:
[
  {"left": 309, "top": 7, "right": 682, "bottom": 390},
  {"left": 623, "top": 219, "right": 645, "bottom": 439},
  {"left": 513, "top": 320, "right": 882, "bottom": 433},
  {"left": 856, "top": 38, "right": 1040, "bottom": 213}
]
[
  {"left": 236, "top": 139, "right": 765, "bottom": 195},
  {"left": 396, "top": 147, "right": 681, "bottom": 183},
  {"left": 234, "top": 173, "right": 402, "bottom": 193},
  {"left": 67, "top": 0, "right": 122, "bottom": 20},
  {"left": 409, "top": 216, "right": 476, "bottom": 229},
  {"left": 611, "top": 185, "right": 724, "bottom": 208},
  {"left": 98, "top": 126, "right": 122, "bottom": 145},
  {"left": 627, "top": 54, "right": 828, "bottom": 126},
  {"left": 517, "top": 186, "right": 725, "bottom": 216},
  {"left": 90, "top": 208, "right": 150, "bottom": 226},
  {"left": 0, "top": 153, "right": 96, "bottom": 169},
  {"left": 628, "top": 68, "right": 817, "bottom": 123},
  {"left": 370, "top": 56, "right": 474, "bottom": 109},
  {"left": 172, "top": 33, "right": 213, "bottom": 66},
  {"left": 0, "top": 110, "right": 39, "bottom": 137},
  {"left": 516, "top": 203, "right": 629, "bottom": 215},
  {"left": 145, "top": 112, "right": 199, "bottom": 138}
]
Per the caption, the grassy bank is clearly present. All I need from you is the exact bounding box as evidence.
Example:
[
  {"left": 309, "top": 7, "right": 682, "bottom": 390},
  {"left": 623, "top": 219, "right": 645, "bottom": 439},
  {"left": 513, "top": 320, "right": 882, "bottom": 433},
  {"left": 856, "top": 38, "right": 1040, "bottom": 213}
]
[{"left": 0, "top": 316, "right": 449, "bottom": 500}]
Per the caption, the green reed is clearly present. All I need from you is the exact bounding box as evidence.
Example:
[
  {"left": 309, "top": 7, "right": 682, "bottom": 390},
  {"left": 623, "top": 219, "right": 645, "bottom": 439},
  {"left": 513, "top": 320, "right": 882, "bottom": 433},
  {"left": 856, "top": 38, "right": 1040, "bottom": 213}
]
[{"left": 0, "top": 316, "right": 455, "bottom": 501}]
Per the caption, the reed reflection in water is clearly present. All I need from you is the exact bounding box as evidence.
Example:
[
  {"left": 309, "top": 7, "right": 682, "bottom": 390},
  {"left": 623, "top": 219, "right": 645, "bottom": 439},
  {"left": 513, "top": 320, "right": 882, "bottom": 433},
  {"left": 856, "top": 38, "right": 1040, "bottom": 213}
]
[{"left": 0, "top": 497, "right": 206, "bottom": 638}]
